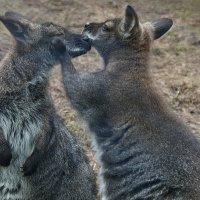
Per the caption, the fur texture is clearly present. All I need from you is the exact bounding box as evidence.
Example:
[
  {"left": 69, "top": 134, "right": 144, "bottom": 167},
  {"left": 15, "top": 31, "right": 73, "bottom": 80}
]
[
  {"left": 0, "top": 11, "right": 96, "bottom": 200},
  {"left": 59, "top": 5, "right": 200, "bottom": 200}
]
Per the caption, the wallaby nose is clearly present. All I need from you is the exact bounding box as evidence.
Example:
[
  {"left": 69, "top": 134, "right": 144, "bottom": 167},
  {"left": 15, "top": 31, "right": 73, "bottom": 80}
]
[{"left": 84, "top": 23, "right": 90, "bottom": 29}]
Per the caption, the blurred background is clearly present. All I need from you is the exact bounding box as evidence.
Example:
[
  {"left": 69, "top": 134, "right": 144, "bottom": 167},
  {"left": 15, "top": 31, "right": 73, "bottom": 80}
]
[{"left": 0, "top": 0, "right": 199, "bottom": 174}]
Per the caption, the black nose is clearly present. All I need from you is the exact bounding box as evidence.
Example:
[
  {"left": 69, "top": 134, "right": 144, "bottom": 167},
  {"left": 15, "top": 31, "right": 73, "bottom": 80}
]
[{"left": 84, "top": 23, "right": 90, "bottom": 29}]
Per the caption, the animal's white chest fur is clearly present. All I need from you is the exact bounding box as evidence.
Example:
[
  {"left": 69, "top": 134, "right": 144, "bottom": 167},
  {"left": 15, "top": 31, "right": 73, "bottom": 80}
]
[
  {"left": 90, "top": 134, "right": 108, "bottom": 200},
  {"left": 0, "top": 112, "right": 41, "bottom": 199}
]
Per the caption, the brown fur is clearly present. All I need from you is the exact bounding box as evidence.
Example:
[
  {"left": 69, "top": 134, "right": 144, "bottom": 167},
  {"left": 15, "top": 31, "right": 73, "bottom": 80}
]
[
  {"left": 0, "top": 11, "right": 96, "bottom": 200},
  {"left": 58, "top": 5, "right": 200, "bottom": 200}
]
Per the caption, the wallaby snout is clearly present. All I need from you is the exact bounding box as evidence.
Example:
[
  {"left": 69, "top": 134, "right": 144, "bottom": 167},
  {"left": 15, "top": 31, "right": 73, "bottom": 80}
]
[
  {"left": 66, "top": 33, "right": 91, "bottom": 58},
  {"left": 82, "top": 22, "right": 104, "bottom": 42}
]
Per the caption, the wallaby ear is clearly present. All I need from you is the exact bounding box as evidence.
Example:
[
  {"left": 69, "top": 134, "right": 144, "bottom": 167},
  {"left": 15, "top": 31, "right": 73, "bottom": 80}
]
[
  {"left": 120, "top": 5, "right": 139, "bottom": 35},
  {"left": 0, "top": 11, "right": 32, "bottom": 44},
  {"left": 151, "top": 18, "right": 173, "bottom": 40}
]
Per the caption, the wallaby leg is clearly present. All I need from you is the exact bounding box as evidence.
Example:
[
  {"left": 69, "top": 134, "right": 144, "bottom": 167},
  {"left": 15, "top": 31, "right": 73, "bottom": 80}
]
[
  {"left": 0, "top": 128, "right": 12, "bottom": 166},
  {"left": 22, "top": 118, "right": 53, "bottom": 176}
]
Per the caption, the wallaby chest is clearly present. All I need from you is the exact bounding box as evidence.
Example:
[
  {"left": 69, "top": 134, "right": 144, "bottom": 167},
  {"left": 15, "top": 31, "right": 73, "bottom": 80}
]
[{"left": 0, "top": 104, "right": 42, "bottom": 199}]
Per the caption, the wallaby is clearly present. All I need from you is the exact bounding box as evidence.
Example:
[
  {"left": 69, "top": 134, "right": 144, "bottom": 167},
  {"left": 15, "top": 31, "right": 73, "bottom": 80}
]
[
  {"left": 58, "top": 5, "right": 200, "bottom": 200},
  {"left": 0, "top": 11, "right": 97, "bottom": 200}
]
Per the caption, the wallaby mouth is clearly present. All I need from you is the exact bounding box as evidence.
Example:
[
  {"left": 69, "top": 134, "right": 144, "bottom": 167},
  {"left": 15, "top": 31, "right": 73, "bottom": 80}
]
[
  {"left": 82, "top": 35, "right": 90, "bottom": 42},
  {"left": 67, "top": 34, "right": 91, "bottom": 58}
]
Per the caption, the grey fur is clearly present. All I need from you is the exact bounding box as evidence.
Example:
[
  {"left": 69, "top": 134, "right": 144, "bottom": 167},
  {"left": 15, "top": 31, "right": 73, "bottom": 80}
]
[
  {"left": 0, "top": 11, "right": 96, "bottom": 200},
  {"left": 59, "top": 5, "right": 200, "bottom": 200}
]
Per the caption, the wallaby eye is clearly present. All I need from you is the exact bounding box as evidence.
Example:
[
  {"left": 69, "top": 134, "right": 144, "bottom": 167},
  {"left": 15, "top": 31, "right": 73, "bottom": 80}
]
[
  {"left": 48, "top": 32, "right": 64, "bottom": 37},
  {"left": 101, "top": 21, "right": 114, "bottom": 32},
  {"left": 101, "top": 24, "right": 109, "bottom": 32},
  {"left": 54, "top": 33, "right": 64, "bottom": 37}
]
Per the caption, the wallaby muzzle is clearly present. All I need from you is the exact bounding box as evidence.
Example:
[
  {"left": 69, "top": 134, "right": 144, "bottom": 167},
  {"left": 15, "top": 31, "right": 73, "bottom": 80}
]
[{"left": 66, "top": 33, "right": 91, "bottom": 58}]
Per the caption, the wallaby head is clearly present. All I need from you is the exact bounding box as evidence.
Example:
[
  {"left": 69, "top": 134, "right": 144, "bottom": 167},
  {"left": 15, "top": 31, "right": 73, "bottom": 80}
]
[
  {"left": 82, "top": 5, "right": 172, "bottom": 65},
  {"left": 0, "top": 11, "right": 91, "bottom": 61}
]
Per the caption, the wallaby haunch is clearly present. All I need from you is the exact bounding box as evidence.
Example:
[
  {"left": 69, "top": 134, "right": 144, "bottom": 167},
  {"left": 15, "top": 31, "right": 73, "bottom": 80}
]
[
  {"left": 0, "top": 12, "right": 97, "bottom": 200},
  {"left": 58, "top": 5, "right": 200, "bottom": 200}
]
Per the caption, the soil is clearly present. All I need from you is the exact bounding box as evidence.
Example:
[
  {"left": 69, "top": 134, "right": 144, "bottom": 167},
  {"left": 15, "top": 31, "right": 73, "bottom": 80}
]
[{"left": 0, "top": 0, "right": 199, "bottom": 188}]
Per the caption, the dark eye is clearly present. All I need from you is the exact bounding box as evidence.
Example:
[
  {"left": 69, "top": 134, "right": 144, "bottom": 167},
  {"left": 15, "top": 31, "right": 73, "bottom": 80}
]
[
  {"left": 101, "top": 24, "right": 109, "bottom": 32},
  {"left": 48, "top": 32, "right": 64, "bottom": 37},
  {"left": 54, "top": 33, "right": 64, "bottom": 37}
]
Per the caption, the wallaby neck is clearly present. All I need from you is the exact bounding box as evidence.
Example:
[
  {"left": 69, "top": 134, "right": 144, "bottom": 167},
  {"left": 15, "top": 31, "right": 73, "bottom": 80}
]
[
  {"left": 3, "top": 43, "right": 53, "bottom": 77},
  {"left": 0, "top": 44, "right": 52, "bottom": 97},
  {"left": 91, "top": 47, "right": 172, "bottom": 145},
  {"left": 103, "top": 47, "right": 150, "bottom": 71}
]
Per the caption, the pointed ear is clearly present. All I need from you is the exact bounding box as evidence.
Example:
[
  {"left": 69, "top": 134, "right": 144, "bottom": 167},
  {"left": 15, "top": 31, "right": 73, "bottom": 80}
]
[
  {"left": 0, "top": 12, "right": 32, "bottom": 44},
  {"left": 151, "top": 18, "right": 173, "bottom": 40},
  {"left": 120, "top": 5, "right": 139, "bottom": 35}
]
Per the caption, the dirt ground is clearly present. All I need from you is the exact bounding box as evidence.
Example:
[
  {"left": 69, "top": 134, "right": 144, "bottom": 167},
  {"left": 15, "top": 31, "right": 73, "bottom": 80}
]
[{"left": 0, "top": 0, "right": 199, "bottom": 181}]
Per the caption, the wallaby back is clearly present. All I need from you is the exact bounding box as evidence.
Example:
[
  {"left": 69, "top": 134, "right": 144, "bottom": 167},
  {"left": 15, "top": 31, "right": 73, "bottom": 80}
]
[{"left": 59, "top": 5, "right": 200, "bottom": 200}]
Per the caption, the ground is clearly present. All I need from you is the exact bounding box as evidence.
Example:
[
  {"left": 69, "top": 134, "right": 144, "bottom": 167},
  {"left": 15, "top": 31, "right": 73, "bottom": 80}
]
[{"left": 0, "top": 0, "right": 199, "bottom": 182}]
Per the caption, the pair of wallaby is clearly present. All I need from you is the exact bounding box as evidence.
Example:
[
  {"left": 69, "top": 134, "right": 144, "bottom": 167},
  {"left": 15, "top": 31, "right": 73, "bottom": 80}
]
[
  {"left": 57, "top": 5, "right": 200, "bottom": 200},
  {"left": 0, "top": 12, "right": 97, "bottom": 199}
]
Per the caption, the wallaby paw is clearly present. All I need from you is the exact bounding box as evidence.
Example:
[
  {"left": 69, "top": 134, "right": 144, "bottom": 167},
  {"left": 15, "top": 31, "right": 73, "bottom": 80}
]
[
  {"left": 0, "top": 148, "right": 12, "bottom": 167},
  {"left": 21, "top": 152, "right": 40, "bottom": 176}
]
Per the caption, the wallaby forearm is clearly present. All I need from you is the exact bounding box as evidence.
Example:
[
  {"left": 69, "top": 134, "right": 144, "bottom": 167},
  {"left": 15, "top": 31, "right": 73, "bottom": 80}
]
[
  {"left": 60, "top": 55, "right": 82, "bottom": 102},
  {"left": 60, "top": 53, "right": 77, "bottom": 76},
  {"left": 60, "top": 54, "right": 104, "bottom": 117}
]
